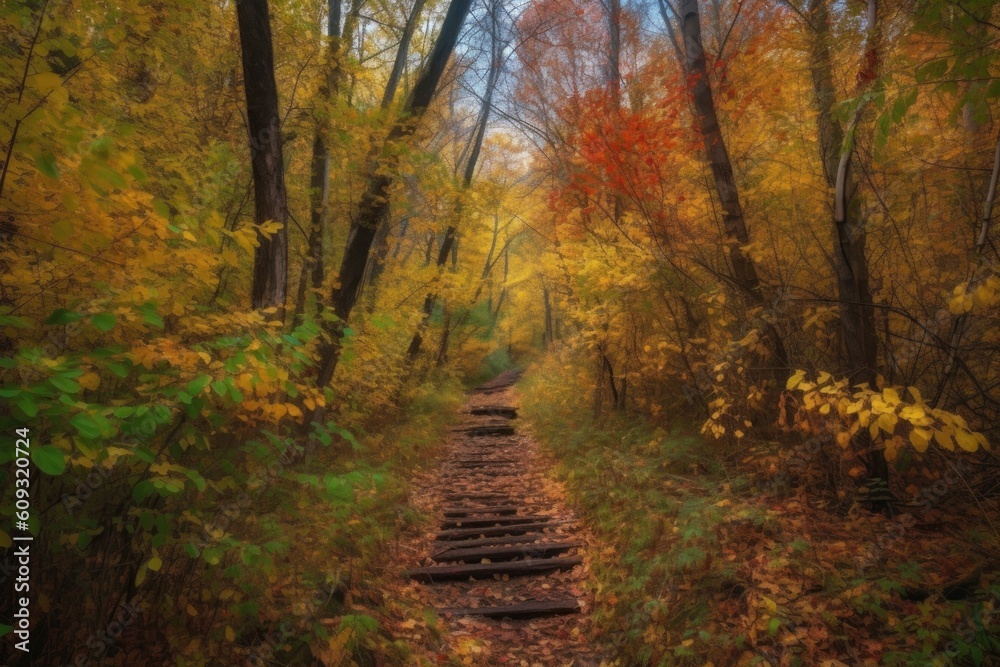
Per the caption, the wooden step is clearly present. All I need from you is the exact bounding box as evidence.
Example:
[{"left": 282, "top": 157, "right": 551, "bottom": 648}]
[
  {"left": 471, "top": 380, "right": 520, "bottom": 394},
  {"left": 434, "top": 521, "right": 564, "bottom": 541},
  {"left": 439, "top": 472, "right": 519, "bottom": 482},
  {"left": 469, "top": 406, "right": 518, "bottom": 419},
  {"left": 432, "top": 541, "right": 582, "bottom": 564},
  {"left": 440, "top": 514, "right": 549, "bottom": 529},
  {"left": 406, "top": 556, "right": 582, "bottom": 582},
  {"left": 452, "top": 425, "right": 516, "bottom": 437},
  {"left": 431, "top": 534, "right": 542, "bottom": 557},
  {"left": 442, "top": 493, "right": 511, "bottom": 501},
  {"left": 442, "top": 505, "right": 520, "bottom": 517},
  {"left": 440, "top": 599, "right": 581, "bottom": 619},
  {"left": 452, "top": 463, "right": 519, "bottom": 470}
]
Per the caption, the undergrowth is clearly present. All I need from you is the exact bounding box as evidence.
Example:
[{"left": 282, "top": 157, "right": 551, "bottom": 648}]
[
  {"left": 220, "top": 375, "right": 465, "bottom": 667},
  {"left": 520, "top": 356, "right": 1000, "bottom": 667}
]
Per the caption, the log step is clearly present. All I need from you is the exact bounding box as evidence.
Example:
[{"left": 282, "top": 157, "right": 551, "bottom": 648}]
[
  {"left": 453, "top": 425, "right": 516, "bottom": 437},
  {"left": 442, "top": 493, "right": 511, "bottom": 501},
  {"left": 444, "top": 491, "right": 511, "bottom": 500},
  {"left": 452, "top": 463, "right": 519, "bottom": 470},
  {"left": 469, "top": 406, "right": 518, "bottom": 418},
  {"left": 471, "top": 376, "right": 521, "bottom": 394},
  {"left": 406, "top": 556, "right": 582, "bottom": 582},
  {"left": 431, "top": 534, "right": 542, "bottom": 557},
  {"left": 440, "top": 514, "right": 549, "bottom": 529},
  {"left": 434, "top": 521, "right": 562, "bottom": 541},
  {"left": 440, "top": 599, "right": 581, "bottom": 619},
  {"left": 442, "top": 505, "right": 520, "bottom": 517},
  {"left": 432, "top": 541, "right": 582, "bottom": 564},
  {"left": 439, "top": 472, "right": 520, "bottom": 481}
]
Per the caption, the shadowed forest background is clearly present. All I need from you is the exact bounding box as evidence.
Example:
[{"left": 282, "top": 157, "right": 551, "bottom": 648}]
[{"left": 3, "top": 0, "right": 1000, "bottom": 664}]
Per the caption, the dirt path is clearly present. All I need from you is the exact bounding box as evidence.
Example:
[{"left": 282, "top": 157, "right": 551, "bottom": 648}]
[{"left": 402, "top": 371, "right": 606, "bottom": 666}]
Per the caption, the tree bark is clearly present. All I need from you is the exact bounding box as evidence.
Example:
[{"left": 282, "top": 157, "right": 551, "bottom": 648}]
[
  {"left": 679, "top": 0, "right": 758, "bottom": 295},
  {"left": 314, "top": 0, "right": 475, "bottom": 388},
  {"left": 603, "top": 0, "right": 621, "bottom": 101},
  {"left": 293, "top": 0, "right": 365, "bottom": 324},
  {"left": 406, "top": 0, "right": 503, "bottom": 360},
  {"left": 675, "top": 0, "right": 788, "bottom": 377},
  {"left": 237, "top": 0, "right": 289, "bottom": 319},
  {"left": 805, "top": 0, "right": 889, "bottom": 506},
  {"left": 382, "top": 0, "right": 428, "bottom": 109},
  {"left": 359, "top": 0, "right": 431, "bottom": 307}
]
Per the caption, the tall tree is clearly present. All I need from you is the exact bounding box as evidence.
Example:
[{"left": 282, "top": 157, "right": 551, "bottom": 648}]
[
  {"left": 802, "top": 0, "right": 889, "bottom": 503},
  {"left": 382, "top": 0, "right": 429, "bottom": 109},
  {"left": 359, "top": 0, "right": 431, "bottom": 298},
  {"left": 663, "top": 0, "right": 788, "bottom": 375},
  {"left": 407, "top": 0, "right": 508, "bottom": 361},
  {"left": 293, "top": 0, "right": 366, "bottom": 324},
  {"left": 314, "top": 0, "right": 476, "bottom": 388},
  {"left": 677, "top": 0, "right": 759, "bottom": 296},
  {"left": 603, "top": 0, "right": 622, "bottom": 101},
  {"left": 236, "top": 0, "right": 289, "bottom": 318}
]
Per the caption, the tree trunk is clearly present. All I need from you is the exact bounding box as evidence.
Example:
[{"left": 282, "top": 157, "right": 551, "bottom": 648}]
[
  {"left": 542, "top": 284, "right": 554, "bottom": 347},
  {"left": 604, "top": 0, "right": 621, "bottom": 100},
  {"left": 314, "top": 0, "right": 475, "bottom": 388},
  {"left": 405, "top": 0, "right": 503, "bottom": 360},
  {"left": 679, "top": 0, "right": 758, "bottom": 295},
  {"left": 382, "top": 0, "right": 428, "bottom": 109},
  {"left": 806, "top": 0, "right": 889, "bottom": 507},
  {"left": 294, "top": 0, "right": 365, "bottom": 324},
  {"left": 676, "top": 0, "right": 788, "bottom": 378},
  {"left": 237, "top": 0, "right": 289, "bottom": 319},
  {"left": 361, "top": 0, "right": 432, "bottom": 305},
  {"left": 436, "top": 306, "right": 452, "bottom": 366}
]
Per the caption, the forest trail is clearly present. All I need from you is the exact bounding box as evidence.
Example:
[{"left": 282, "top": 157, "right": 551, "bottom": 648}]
[{"left": 402, "top": 371, "right": 605, "bottom": 666}]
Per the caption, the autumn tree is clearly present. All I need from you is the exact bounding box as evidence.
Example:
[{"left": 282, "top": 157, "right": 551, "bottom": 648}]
[
  {"left": 406, "top": 0, "right": 512, "bottom": 361},
  {"left": 315, "top": 0, "right": 476, "bottom": 388},
  {"left": 236, "top": 0, "right": 289, "bottom": 318}
]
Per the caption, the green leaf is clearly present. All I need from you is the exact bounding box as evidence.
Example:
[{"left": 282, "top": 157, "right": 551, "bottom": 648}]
[
  {"left": 91, "top": 313, "right": 117, "bottom": 332},
  {"left": 31, "top": 445, "right": 66, "bottom": 475},
  {"left": 153, "top": 198, "right": 171, "bottom": 218},
  {"left": 15, "top": 393, "right": 38, "bottom": 418},
  {"left": 97, "top": 165, "right": 126, "bottom": 189},
  {"left": 0, "top": 315, "right": 31, "bottom": 329},
  {"left": 184, "top": 468, "right": 206, "bottom": 491},
  {"left": 53, "top": 218, "right": 73, "bottom": 241},
  {"left": 328, "top": 424, "right": 360, "bottom": 451},
  {"left": 132, "top": 480, "right": 155, "bottom": 503},
  {"left": 70, "top": 412, "right": 102, "bottom": 439},
  {"left": 891, "top": 88, "right": 918, "bottom": 123},
  {"left": 45, "top": 308, "right": 82, "bottom": 325},
  {"left": 139, "top": 303, "right": 163, "bottom": 328},
  {"left": 50, "top": 376, "right": 80, "bottom": 394},
  {"left": 133, "top": 446, "right": 155, "bottom": 464},
  {"left": 107, "top": 362, "right": 130, "bottom": 378},
  {"left": 186, "top": 374, "right": 211, "bottom": 396},
  {"left": 35, "top": 153, "right": 59, "bottom": 179}
]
